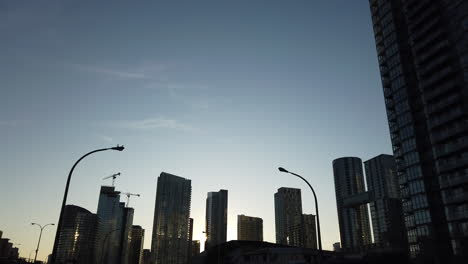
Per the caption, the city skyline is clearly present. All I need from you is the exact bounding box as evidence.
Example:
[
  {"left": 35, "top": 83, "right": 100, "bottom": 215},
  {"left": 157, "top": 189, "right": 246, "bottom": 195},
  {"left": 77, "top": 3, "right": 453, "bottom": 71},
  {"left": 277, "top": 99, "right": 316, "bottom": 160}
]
[{"left": 1, "top": 0, "right": 393, "bottom": 261}]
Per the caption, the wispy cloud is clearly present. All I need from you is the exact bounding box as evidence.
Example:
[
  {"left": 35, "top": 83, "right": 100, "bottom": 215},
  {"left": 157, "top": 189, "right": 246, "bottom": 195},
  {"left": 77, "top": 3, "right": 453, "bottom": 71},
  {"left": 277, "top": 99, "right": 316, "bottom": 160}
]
[
  {"left": 99, "top": 135, "right": 114, "bottom": 143},
  {"left": 105, "top": 117, "right": 197, "bottom": 132},
  {"left": 74, "top": 64, "right": 155, "bottom": 80}
]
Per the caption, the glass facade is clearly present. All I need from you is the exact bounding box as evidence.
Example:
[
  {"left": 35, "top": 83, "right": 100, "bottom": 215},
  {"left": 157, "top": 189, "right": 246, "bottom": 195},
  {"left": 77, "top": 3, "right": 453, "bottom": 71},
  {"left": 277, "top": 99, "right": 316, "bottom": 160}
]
[
  {"left": 369, "top": 0, "right": 468, "bottom": 262},
  {"left": 274, "top": 187, "right": 303, "bottom": 247},
  {"left": 332, "top": 157, "right": 372, "bottom": 250},
  {"left": 55, "top": 205, "right": 99, "bottom": 264},
  {"left": 205, "top": 189, "right": 228, "bottom": 249},
  {"left": 151, "top": 172, "right": 192, "bottom": 264}
]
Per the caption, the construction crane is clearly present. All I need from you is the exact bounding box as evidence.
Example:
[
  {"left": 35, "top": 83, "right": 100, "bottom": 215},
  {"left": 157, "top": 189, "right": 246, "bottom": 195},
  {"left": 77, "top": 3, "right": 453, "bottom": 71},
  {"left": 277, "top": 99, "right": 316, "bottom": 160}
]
[
  {"left": 122, "top": 192, "right": 140, "bottom": 207},
  {"left": 102, "top": 172, "right": 121, "bottom": 186}
]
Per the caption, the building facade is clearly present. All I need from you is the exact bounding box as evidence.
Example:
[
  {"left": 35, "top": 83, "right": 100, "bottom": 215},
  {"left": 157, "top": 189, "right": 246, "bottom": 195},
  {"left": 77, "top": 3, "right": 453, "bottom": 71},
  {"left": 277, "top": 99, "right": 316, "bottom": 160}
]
[
  {"left": 55, "top": 205, "right": 99, "bottom": 264},
  {"left": 333, "top": 157, "right": 372, "bottom": 250},
  {"left": 368, "top": 0, "right": 468, "bottom": 262},
  {"left": 96, "top": 186, "right": 123, "bottom": 264},
  {"left": 302, "top": 214, "right": 317, "bottom": 249},
  {"left": 128, "top": 225, "right": 144, "bottom": 264},
  {"left": 151, "top": 172, "right": 192, "bottom": 264},
  {"left": 205, "top": 189, "right": 228, "bottom": 249},
  {"left": 274, "top": 187, "right": 303, "bottom": 246},
  {"left": 364, "top": 154, "right": 407, "bottom": 249},
  {"left": 237, "top": 215, "right": 263, "bottom": 241}
]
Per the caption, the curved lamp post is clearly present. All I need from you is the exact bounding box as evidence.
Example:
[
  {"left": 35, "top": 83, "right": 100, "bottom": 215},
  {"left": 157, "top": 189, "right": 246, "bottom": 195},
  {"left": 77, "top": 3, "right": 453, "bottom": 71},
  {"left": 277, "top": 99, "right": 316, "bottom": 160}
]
[
  {"left": 50, "top": 145, "right": 125, "bottom": 263},
  {"left": 31, "top": 223, "right": 54, "bottom": 263},
  {"left": 278, "top": 167, "right": 322, "bottom": 252}
]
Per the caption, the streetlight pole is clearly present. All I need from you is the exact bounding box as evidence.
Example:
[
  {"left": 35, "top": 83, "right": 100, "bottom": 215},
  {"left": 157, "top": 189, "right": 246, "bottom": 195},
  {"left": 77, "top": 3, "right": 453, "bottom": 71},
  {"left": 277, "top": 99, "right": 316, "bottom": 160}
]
[
  {"left": 31, "top": 223, "right": 55, "bottom": 263},
  {"left": 278, "top": 167, "right": 323, "bottom": 252},
  {"left": 50, "top": 145, "right": 125, "bottom": 264}
]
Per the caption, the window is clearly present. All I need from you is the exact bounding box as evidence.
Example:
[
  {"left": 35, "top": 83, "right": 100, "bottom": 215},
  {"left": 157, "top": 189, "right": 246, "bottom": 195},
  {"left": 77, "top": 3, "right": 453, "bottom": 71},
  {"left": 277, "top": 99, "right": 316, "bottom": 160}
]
[
  {"left": 408, "top": 180, "right": 425, "bottom": 195},
  {"left": 400, "top": 125, "right": 414, "bottom": 139},
  {"left": 407, "top": 165, "right": 423, "bottom": 180},
  {"left": 414, "top": 209, "right": 431, "bottom": 225},
  {"left": 412, "top": 194, "right": 428, "bottom": 209}
]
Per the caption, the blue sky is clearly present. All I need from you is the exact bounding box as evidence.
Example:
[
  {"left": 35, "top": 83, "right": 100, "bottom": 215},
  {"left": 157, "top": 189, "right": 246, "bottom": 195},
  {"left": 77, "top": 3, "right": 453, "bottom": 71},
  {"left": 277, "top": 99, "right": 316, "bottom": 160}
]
[{"left": 0, "top": 0, "right": 392, "bottom": 261}]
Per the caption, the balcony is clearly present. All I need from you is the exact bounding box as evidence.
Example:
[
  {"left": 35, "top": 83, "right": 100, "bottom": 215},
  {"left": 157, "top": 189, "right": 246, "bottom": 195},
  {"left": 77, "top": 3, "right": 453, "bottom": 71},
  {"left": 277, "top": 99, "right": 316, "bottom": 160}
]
[
  {"left": 446, "top": 210, "right": 468, "bottom": 221},
  {"left": 437, "top": 157, "right": 468, "bottom": 173},
  {"left": 423, "top": 79, "right": 457, "bottom": 101},
  {"left": 434, "top": 138, "right": 468, "bottom": 158},
  {"left": 426, "top": 94, "right": 459, "bottom": 115},
  {"left": 431, "top": 122, "right": 468, "bottom": 143},
  {"left": 419, "top": 53, "right": 450, "bottom": 77},
  {"left": 416, "top": 40, "right": 449, "bottom": 66},
  {"left": 444, "top": 193, "right": 468, "bottom": 205},
  {"left": 440, "top": 175, "right": 468, "bottom": 189},
  {"left": 428, "top": 107, "right": 463, "bottom": 129}
]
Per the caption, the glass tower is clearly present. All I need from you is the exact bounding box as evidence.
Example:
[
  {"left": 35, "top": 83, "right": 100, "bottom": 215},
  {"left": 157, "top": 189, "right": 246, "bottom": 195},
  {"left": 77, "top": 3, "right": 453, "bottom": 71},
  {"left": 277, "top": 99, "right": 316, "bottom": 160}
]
[
  {"left": 205, "top": 189, "right": 228, "bottom": 249},
  {"left": 150, "top": 172, "right": 192, "bottom": 264},
  {"left": 274, "top": 187, "right": 303, "bottom": 246},
  {"left": 332, "top": 157, "right": 372, "bottom": 250},
  {"left": 369, "top": 0, "right": 468, "bottom": 262}
]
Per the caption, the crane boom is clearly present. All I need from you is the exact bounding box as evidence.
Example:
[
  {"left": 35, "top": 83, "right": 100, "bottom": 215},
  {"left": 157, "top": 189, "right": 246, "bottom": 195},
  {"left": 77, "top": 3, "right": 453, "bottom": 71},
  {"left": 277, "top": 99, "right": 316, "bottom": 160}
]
[
  {"left": 102, "top": 172, "right": 121, "bottom": 186},
  {"left": 122, "top": 192, "right": 140, "bottom": 207}
]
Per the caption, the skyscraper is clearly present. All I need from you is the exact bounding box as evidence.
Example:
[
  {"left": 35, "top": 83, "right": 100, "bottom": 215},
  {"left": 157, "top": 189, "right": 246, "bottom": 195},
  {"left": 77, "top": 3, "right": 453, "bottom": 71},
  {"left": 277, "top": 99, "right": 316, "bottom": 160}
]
[
  {"left": 205, "top": 189, "right": 228, "bottom": 249},
  {"left": 128, "top": 225, "right": 144, "bottom": 264},
  {"left": 151, "top": 172, "right": 192, "bottom": 264},
  {"left": 332, "top": 157, "right": 372, "bottom": 250},
  {"left": 369, "top": 0, "right": 468, "bottom": 262},
  {"left": 96, "top": 186, "right": 134, "bottom": 264},
  {"left": 364, "top": 154, "right": 407, "bottom": 248},
  {"left": 274, "top": 187, "right": 303, "bottom": 246},
  {"left": 302, "top": 214, "right": 317, "bottom": 249},
  {"left": 237, "top": 214, "right": 263, "bottom": 241},
  {"left": 55, "top": 205, "right": 99, "bottom": 264}
]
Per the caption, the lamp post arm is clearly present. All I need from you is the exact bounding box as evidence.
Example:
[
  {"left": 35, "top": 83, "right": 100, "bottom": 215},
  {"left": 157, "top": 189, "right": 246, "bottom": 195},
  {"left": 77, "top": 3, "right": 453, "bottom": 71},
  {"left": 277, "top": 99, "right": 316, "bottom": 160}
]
[
  {"left": 51, "top": 147, "right": 120, "bottom": 263},
  {"left": 288, "top": 171, "right": 323, "bottom": 251}
]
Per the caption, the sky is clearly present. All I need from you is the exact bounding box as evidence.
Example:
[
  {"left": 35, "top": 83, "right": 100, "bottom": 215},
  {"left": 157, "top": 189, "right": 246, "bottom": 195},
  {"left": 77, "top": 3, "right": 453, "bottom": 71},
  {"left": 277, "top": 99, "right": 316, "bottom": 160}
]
[{"left": 0, "top": 0, "right": 392, "bottom": 261}]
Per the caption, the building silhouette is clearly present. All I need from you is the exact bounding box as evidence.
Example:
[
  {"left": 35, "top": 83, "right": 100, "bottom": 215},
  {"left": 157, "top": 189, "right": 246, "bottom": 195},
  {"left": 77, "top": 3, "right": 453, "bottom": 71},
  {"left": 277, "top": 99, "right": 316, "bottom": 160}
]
[
  {"left": 0, "top": 232, "right": 19, "bottom": 262},
  {"left": 150, "top": 172, "right": 192, "bottom": 264},
  {"left": 364, "top": 154, "right": 407, "bottom": 249},
  {"left": 205, "top": 189, "right": 228, "bottom": 249},
  {"left": 274, "top": 187, "right": 303, "bottom": 246},
  {"left": 128, "top": 225, "right": 144, "bottom": 264},
  {"left": 333, "top": 157, "right": 372, "bottom": 250},
  {"left": 237, "top": 215, "right": 263, "bottom": 241},
  {"left": 55, "top": 205, "right": 99, "bottom": 264},
  {"left": 333, "top": 242, "right": 341, "bottom": 252},
  {"left": 302, "top": 214, "right": 317, "bottom": 249},
  {"left": 369, "top": 0, "right": 468, "bottom": 262},
  {"left": 96, "top": 186, "right": 134, "bottom": 264},
  {"left": 190, "top": 240, "right": 200, "bottom": 259},
  {"left": 141, "top": 249, "right": 151, "bottom": 264}
]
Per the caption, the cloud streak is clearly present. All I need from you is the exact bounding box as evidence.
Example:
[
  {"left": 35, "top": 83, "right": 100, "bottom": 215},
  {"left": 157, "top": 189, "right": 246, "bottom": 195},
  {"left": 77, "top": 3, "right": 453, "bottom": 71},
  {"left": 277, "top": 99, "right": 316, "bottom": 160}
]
[{"left": 105, "top": 117, "right": 197, "bottom": 132}]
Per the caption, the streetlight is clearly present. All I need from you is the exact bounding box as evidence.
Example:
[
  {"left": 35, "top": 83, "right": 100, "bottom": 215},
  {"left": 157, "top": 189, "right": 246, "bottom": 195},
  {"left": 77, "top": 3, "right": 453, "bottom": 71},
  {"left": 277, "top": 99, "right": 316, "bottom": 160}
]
[
  {"left": 32, "top": 223, "right": 55, "bottom": 263},
  {"left": 50, "top": 145, "right": 125, "bottom": 263},
  {"left": 278, "top": 167, "right": 323, "bottom": 252}
]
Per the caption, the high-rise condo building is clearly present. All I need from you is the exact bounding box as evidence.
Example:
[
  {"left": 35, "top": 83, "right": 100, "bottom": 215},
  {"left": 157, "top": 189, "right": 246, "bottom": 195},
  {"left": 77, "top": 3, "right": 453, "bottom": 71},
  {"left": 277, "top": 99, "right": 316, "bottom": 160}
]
[
  {"left": 128, "top": 225, "right": 144, "bottom": 264},
  {"left": 364, "top": 154, "right": 407, "bottom": 249},
  {"left": 302, "top": 214, "right": 318, "bottom": 249},
  {"left": 151, "top": 172, "right": 192, "bottom": 264},
  {"left": 205, "top": 189, "right": 228, "bottom": 249},
  {"left": 369, "top": 0, "right": 468, "bottom": 262},
  {"left": 333, "top": 157, "right": 372, "bottom": 250},
  {"left": 96, "top": 186, "right": 134, "bottom": 264},
  {"left": 274, "top": 187, "right": 303, "bottom": 246},
  {"left": 55, "top": 205, "right": 99, "bottom": 264},
  {"left": 237, "top": 215, "right": 263, "bottom": 241}
]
